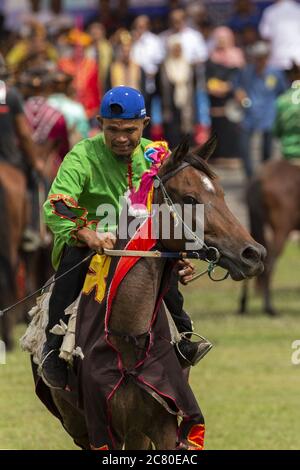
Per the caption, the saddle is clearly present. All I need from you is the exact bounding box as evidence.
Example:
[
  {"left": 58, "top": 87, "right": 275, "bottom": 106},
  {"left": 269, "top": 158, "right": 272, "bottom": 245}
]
[{"left": 20, "top": 280, "right": 184, "bottom": 371}]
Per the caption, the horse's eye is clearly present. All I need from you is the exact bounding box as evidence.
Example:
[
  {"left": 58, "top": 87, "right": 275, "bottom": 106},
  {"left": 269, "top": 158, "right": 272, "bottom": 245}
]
[{"left": 183, "top": 195, "right": 198, "bottom": 205}]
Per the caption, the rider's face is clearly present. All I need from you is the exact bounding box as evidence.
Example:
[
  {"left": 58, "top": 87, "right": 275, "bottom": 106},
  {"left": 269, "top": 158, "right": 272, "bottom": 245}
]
[{"left": 97, "top": 117, "right": 150, "bottom": 160}]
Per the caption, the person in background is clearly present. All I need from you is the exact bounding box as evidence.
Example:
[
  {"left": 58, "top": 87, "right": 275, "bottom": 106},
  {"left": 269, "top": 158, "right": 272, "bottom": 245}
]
[
  {"left": 58, "top": 29, "right": 101, "bottom": 122},
  {"left": 105, "top": 30, "right": 145, "bottom": 93},
  {"left": 6, "top": 22, "right": 58, "bottom": 71},
  {"left": 131, "top": 15, "right": 164, "bottom": 139},
  {"left": 43, "top": 0, "right": 74, "bottom": 38},
  {"left": 131, "top": 15, "right": 164, "bottom": 78},
  {"left": 0, "top": 54, "right": 44, "bottom": 247},
  {"left": 0, "top": 54, "right": 42, "bottom": 173},
  {"left": 206, "top": 27, "right": 245, "bottom": 166},
  {"left": 158, "top": 35, "right": 196, "bottom": 147},
  {"left": 161, "top": 8, "right": 209, "bottom": 145},
  {"left": 259, "top": 0, "right": 300, "bottom": 71},
  {"left": 160, "top": 8, "right": 207, "bottom": 66},
  {"left": 47, "top": 71, "right": 90, "bottom": 146},
  {"left": 23, "top": 68, "right": 69, "bottom": 182},
  {"left": 185, "top": 2, "right": 214, "bottom": 145},
  {"left": 228, "top": 0, "right": 261, "bottom": 49},
  {"left": 185, "top": 1, "right": 213, "bottom": 45},
  {"left": 98, "top": 0, "right": 125, "bottom": 36},
  {"left": 273, "top": 62, "right": 300, "bottom": 161},
  {"left": 235, "top": 41, "right": 287, "bottom": 178},
  {"left": 87, "top": 22, "right": 113, "bottom": 89}
]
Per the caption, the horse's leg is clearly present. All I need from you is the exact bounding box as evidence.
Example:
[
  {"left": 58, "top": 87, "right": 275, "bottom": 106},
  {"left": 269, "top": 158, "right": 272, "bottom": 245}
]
[
  {"left": 258, "top": 268, "right": 274, "bottom": 316},
  {"left": 262, "top": 229, "right": 289, "bottom": 316},
  {"left": 0, "top": 273, "right": 15, "bottom": 351},
  {"left": 51, "top": 390, "right": 90, "bottom": 449},
  {"left": 147, "top": 412, "right": 178, "bottom": 450},
  {"left": 139, "top": 397, "right": 177, "bottom": 450},
  {"left": 22, "top": 250, "right": 40, "bottom": 316},
  {"left": 238, "top": 280, "right": 249, "bottom": 314},
  {"left": 111, "top": 384, "right": 177, "bottom": 450},
  {"left": 125, "top": 431, "right": 151, "bottom": 450}
]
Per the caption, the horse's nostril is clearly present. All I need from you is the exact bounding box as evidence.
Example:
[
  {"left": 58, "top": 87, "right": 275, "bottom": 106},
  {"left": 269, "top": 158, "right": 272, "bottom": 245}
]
[{"left": 241, "top": 245, "right": 262, "bottom": 264}]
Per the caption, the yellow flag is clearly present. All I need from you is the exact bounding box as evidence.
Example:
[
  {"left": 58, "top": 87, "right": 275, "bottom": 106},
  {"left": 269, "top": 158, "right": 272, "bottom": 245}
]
[{"left": 82, "top": 254, "right": 112, "bottom": 304}]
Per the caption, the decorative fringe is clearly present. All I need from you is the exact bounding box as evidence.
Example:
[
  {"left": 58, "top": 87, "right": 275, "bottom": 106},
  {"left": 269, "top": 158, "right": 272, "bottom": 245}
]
[
  {"left": 59, "top": 295, "right": 83, "bottom": 364},
  {"left": 19, "top": 283, "right": 54, "bottom": 366},
  {"left": 20, "top": 279, "right": 83, "bottom": 367}
]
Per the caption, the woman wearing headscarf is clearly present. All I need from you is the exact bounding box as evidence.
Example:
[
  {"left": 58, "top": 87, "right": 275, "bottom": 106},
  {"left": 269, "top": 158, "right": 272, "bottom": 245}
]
[
  {"left": 158, "top": 34, "right": 197, "bottom": 147},
  {"left": 206, "top": 26, "right": 245, "bottom": 165}
]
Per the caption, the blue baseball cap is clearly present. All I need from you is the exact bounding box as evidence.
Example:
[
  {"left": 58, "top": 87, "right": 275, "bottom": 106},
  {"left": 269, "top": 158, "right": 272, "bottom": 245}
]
[{"left": 100, "top": 86, "right": 146, "bottom": 119}]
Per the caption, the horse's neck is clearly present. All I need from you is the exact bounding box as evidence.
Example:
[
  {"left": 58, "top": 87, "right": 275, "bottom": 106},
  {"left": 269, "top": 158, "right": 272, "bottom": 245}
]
[
  {"left": 108, "top": 258, "right": 166, "bottom": 366},
  {"left": 109, "top": 258, "right": 165, "bottom": 335}
]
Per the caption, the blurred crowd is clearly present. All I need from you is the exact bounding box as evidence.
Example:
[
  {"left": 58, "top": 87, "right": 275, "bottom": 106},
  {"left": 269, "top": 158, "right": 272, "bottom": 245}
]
[{"left": 1, "top": 0, "right": 300, "bottom": 181}]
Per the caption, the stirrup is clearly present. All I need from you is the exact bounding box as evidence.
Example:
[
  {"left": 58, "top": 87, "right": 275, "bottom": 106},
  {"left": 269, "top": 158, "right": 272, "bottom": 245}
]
[{"left": 175, "top": 331, "right": 213, "bottom": 367}]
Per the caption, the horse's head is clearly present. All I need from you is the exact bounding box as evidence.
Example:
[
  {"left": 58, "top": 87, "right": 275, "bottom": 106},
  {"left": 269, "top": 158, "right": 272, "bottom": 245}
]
[{"left": 156, "top": 135, "right": 266, "bottom": 280}]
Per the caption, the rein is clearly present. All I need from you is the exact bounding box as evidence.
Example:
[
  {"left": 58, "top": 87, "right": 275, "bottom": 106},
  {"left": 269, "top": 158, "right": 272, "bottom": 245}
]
[
  {"left": 103, "top": 248, "right": 228, "bottom": 282},
  {"left": 0, "top": 251, "right": 95, "bottom": 318},
  {"left": 0, "top": 160, "right": 229, "bottom": 318}
]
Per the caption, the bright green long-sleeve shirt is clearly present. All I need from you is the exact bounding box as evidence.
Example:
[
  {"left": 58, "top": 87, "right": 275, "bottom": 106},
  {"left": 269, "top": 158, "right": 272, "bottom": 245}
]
[
  {"left": 273, "top": 86, "right": 300, "bottom": 160},
  {"left": 43, "top": 133, "right": 152, "bottom": 269}
]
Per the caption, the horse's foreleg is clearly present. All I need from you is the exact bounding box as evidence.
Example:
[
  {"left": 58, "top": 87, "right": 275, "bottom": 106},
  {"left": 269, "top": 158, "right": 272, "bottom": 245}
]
[
  {"left": 259, "top": 270, "right": 274, "bottom": 316},
  {"left": 51, "top": 390, "right": 90, "bottom": 450},
  {"left": 146, "top": 412, "right": 178, "bottom": 450},
  {"left": 262, "top": 230, "right": 289, "bottom": 316},
  {"left": 238, "top": 280, "right": 249, "bottom": 314},
  {"left": 124, "top": 432, "right": 151, "bottom": 450}
]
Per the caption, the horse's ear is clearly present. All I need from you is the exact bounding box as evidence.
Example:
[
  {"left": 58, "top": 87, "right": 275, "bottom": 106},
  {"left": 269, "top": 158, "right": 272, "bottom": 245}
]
[
  {"left": 170, "top": 135, "right": 190, "bottom": 166},
  {"left": 195, "top": 133, "right": 217, "bottom": 161}
]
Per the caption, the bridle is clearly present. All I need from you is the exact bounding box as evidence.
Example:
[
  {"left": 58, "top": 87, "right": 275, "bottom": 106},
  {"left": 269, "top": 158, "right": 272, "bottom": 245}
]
[{"left": 105, "top": 159, "right": 229, "bottom": 283}]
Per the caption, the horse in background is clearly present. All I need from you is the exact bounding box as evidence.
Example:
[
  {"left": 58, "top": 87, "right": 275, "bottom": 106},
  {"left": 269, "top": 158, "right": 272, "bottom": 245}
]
[
  {"left": 32, "top": 136, "right": 266, "bottom": 450},
  {"left": 0, "top": 164, "right": 53, "bottom": 349},
  {"left": 239, "top": 160, "right": 300, "bottom": 316},
  {"left": 0, "top": 163, "right": 27, "bottom": 350}
]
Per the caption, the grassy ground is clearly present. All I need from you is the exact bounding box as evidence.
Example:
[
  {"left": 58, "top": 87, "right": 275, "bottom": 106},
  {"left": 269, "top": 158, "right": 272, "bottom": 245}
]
[{"left": 0, "top": 242, "right": 299, "bottom": 450}]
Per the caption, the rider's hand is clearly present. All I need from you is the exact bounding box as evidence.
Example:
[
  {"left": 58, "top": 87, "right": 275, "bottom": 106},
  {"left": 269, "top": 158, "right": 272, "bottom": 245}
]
[
  {"left": 178, "top": 259, "right": 196, "bottom": 285},
  {"left": 77, "top": 228, "right": 116, "bottom": 254}
]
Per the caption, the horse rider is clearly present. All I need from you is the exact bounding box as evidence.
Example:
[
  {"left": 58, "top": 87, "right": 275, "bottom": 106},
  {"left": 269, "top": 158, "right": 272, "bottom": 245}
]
[
  {"left": 273, "top": 62, "right": 300, "bottom": 162},
  {"left": 0, "top": 54, "right": 43, "bottom": 177},
  {"left": 0, "top": 55, "right": 46, "bottom": 248},
  {"left": 21, "top": 67, "right": 70, "bottom": 181},
  {"left": 41, "top": 86, "right": 212, "bottom": 390}
]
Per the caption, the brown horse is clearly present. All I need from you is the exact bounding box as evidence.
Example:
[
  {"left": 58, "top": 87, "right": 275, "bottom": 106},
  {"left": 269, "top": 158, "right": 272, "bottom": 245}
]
[
  {"left": 0, "top": 163, "right": 27, "bottom": 350},
  {"left": 239, "top": 160, "right": 300, "bottom": 316},
  {"left": 37, "top": 136, "right": 265, "bottom": 450},
  {"left": 0, "top": 162, "right": 53, "bottom": 349}
]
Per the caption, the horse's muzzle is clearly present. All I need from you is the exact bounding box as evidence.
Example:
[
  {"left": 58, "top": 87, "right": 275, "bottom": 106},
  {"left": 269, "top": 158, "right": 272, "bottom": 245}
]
[
  {"left": 240, "top": 243, "right": 267, "bottom": 267},
  {"left": 218, "top": 243, "right": 266, "bottom": 281}
]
